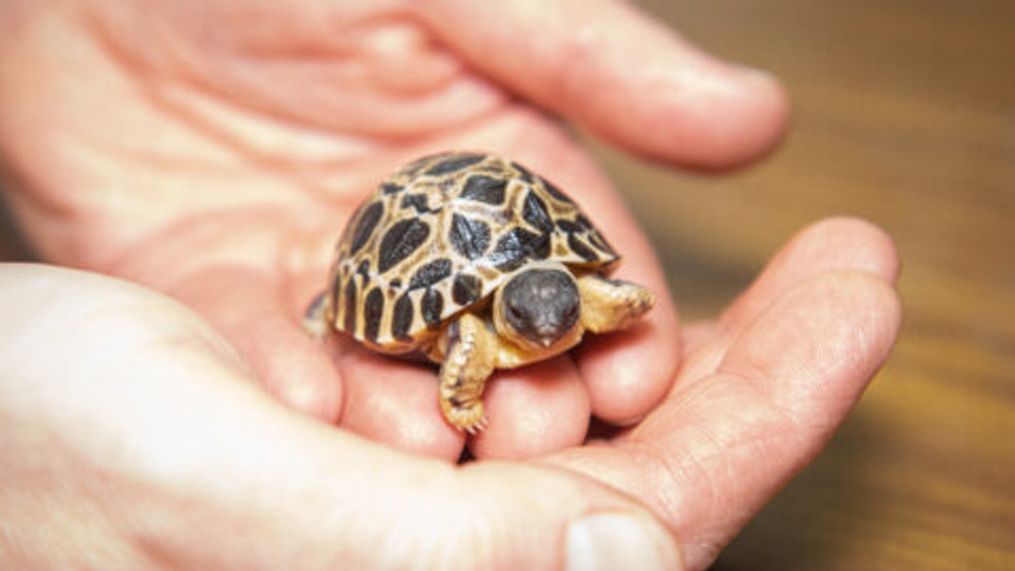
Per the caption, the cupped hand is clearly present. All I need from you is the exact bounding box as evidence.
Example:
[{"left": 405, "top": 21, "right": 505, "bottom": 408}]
[
  {"left": 0, "top": 0, "right": 787, "bottom": 459},
  {"left": 0, "top": 218, "right": 899, "bottom": 570}
]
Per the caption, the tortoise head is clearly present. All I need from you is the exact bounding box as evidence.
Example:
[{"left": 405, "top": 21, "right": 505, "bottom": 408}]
[{"left": 493, "top": 263, "right": 581, "bottom": 349}]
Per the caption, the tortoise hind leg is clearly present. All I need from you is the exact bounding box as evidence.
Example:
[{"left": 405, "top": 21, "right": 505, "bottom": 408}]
[
  {"left": 302, "top": 290, "right": 331, "bottom": 339},
  {"left": 437, "top": 312, "right": 497, "bottom": 434},
  {"left": 576, "top": 274, "right": 656, "bottom": 333}
]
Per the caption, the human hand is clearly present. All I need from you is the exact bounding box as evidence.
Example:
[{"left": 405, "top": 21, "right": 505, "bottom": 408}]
[
  {"left": 0, "top": 0, "right": 787, "bottom": 458},
  {"left": 0, "top": 219, "right": 899, "bottom": 569},
  {"left": 0, "top": 263, "right": 681, "bottom": 570}
]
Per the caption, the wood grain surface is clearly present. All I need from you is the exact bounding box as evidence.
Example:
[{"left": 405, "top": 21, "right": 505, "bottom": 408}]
[
  {"left": 1, "top": 0, "right": 1012, "bottom": 569},
  {"left": 599, "top": 1, "right": 1014, "bottom": 569}
]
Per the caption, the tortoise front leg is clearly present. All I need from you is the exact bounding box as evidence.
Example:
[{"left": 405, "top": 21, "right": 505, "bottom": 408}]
[
  {"left": 577, "top": 273, "right": 656, "bottom": 333},
  {"left": 437, "top": 312, "right": 497, "bottom": 434}
]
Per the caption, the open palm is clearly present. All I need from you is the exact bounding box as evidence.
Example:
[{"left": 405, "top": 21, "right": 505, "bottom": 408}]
[
  {"left": 0, "top": 221, "right": 899, "bottom": 570},
  {"left": 0, "top": 0, "right": 788, "bottom": 459},
  {"left": 0, "top": 2, "right": 903, "bottom": 569}
]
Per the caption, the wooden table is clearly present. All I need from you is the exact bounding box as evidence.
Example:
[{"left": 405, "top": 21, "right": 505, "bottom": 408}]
[
  {"left": 1, "top": 1, "right": 1011, "bottom": 568},
  {"left": 597, "top": 1, "right": 1014, "bottom": 568}
]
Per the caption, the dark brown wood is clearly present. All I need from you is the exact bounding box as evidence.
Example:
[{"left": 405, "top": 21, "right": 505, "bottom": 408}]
[{"left": 596, "top": 0, "right": 1014, "bottom": 568}]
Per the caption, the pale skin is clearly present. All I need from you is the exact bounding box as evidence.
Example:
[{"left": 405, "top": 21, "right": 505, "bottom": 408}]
[
  {"left": 0, "top": 0, "right": 789, "bottom": 460},
  {"left": 0, "top": 1, "right": 903, "bottom": 569}
]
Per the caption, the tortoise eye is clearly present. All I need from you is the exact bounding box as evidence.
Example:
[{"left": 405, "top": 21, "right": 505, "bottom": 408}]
[
  {"left": 507, "top": 306, "right": 524, "bottom": 322},
  {"left": 563, "top": 305, "right": 579, "bottom": 323},
  {"left": 505, "top": 303, "right": 529, "bottom": 329}
]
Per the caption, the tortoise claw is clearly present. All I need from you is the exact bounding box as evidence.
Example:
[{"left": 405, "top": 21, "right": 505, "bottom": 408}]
[
  {"left": 464, "top": 415, "right": 490, "bottom": 435},
  {"left": 455, "top": 411, "right": 489, "bottom": 435}
]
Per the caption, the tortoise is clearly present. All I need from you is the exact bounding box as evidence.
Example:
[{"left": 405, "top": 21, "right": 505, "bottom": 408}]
[{"left": 304, "top": 151, "right": 655, "bottom": 433}]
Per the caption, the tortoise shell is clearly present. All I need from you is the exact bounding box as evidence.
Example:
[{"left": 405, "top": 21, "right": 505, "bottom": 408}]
[{"left": 326, "top": 151, "right": 619, "bottom": 353}]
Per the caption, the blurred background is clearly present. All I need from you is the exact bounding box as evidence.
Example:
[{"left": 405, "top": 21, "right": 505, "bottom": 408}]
[
  {"left": 589, "top": 1, "right": 1013, "bottom": 569},
  {"left": 1, "top": 0, "right": 1012, "bottom": 569}
]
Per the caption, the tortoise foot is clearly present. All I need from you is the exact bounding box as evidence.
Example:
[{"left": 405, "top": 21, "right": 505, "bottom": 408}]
[{"left": 442, "top": 399, "right": 489, "bottom": 435}]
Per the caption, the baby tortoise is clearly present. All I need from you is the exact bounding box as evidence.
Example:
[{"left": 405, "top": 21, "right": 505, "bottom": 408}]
[{"left": 305, "top": 152, "right": 655, "bottom": 433}]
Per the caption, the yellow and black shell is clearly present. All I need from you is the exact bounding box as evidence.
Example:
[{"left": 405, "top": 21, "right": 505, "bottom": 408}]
[{"left": 327, "top": 151, "right": 619, "bottom": 353}]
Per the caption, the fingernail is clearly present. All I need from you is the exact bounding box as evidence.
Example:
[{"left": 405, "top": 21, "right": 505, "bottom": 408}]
[{"left": 566, "top": 513, "right": 682, "bottom": 571}]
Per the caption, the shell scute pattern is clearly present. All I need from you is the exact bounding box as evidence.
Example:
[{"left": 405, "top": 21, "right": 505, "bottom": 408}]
[{"left": 329, "top": 152, "right": 619, "bottom": 353}]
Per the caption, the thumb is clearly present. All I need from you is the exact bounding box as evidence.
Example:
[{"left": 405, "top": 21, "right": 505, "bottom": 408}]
[
  {"left": 246, "top": 428, "right": 687, "bottom": 570},
  {"left": 149, "top": 393, "right": 687, "bottom": 570},
  {"left": 406, "top": 460, "right": 686, "bottom": 570},
  {"left": 418, "top": 0, "right": 788, "bottom": 169}
]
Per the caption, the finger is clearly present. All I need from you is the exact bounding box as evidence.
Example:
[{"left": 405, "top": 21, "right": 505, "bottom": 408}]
[
  {"left": 418, "top": 0, "right": 788, "bottom": 168},
  {"left": 171, "top": 267, "right": 345, "bottom": 422},
  {"left": 508, "top": 135, "right": 682, "bottom": 424},
  {"left": 338, "top": 341, "right": 465, "bottom": 460},
  {"left": 232, "top": 422, "right": 685, "bottom": 571},
  {"left": 721, "top": 216, "right": 900, "bottom": 331},
  {"left": 716, "top": 272, "right": 902, "bottom": 414},
  {"left": 677, "top": 216, "right": 900, "bottom": 385},
  {"left": 469, "top": 355, "right": 590, "bottom": 460},
  {"left": 549, "top": 271, "right": 901, "bottom": 570}
]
